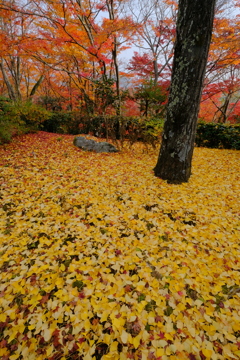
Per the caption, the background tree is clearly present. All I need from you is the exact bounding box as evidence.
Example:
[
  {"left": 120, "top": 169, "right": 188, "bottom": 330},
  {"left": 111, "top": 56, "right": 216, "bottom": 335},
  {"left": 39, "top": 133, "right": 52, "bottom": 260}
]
[
  {"left": 0, "top": 2, "right": 45, "bottom": 101},
  {"left": 134, "top": 79, "right": 167, "bottom": 117},
  {"left": 154, "top": 0, "right": 217, "bottom": 184},
  {"left": 200, "top": 65, "right": 240, "bottom": 123},
  {"left": 0, "top": 0, "right": 136, "bottom": 114},
  {"left": 127, "top": 0, "right": 176, "bottom": 85},
  {"left": 0, "top": 0, "right": 239, "bottom": 126},
  {"left": 200, "top": 3, "right": 240, "bottom": 123}
]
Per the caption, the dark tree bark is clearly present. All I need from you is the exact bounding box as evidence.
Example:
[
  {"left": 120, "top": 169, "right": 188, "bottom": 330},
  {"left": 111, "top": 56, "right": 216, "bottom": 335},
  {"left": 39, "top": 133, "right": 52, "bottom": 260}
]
[{"left": 154, "top": 0, "right": 216, "bottom": 184}]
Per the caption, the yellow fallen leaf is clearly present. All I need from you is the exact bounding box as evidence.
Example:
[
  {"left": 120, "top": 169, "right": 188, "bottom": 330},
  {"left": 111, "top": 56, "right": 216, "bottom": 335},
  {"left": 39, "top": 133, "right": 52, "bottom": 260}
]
[
  {"left": 202, "top": 349, "right": 212, "bottom": 358},
  {"left": 110, "top": 341, "right": 119, "bottom": 352},
  {"left": 81, "top": 312, "right": 89, "bottom": 320},
  {"left": 8, "top": 328, "right": 18, "bottom": 343},
  {"left": 0, "top": 349, "right": 9, "bottom": 357},
  {"left": 225, "top": 333, "right": 236, "bottom": 342},
  {"left": 234, "top": 350, "right": 240, "bottom": 357},
  {"left": 232, "top": 322, "right": 240, "bottom": 332},
  {"left": 156, "top": 348, "right": 164, "bottom": 357},
  {"left": 102, "top": 354, "right": 119, "bottom": 360},
  {"left": 84, "top": 354, "right": 92, "bottom": 360},
  {"left": 188, "top": 327, "right": 196, "bottom": 337},
  {"left": 129, "top": 315, "right": 136, "bottom": 322},
  {"left": 222, "top": 344, "right": 236, "bottom": 358},
  {"left": 43, "top": 328, "right": 53, "bottom": 342},
  {"left": 133, "top": 334, "right": 141, "bottom": 349},
  {"left": 112, "top": 317, "right": 124, "bottom": 329},
  {"left": 101, "top": 311, "right": 109, "bottom": 322},
  {"left": 165, "top": 320, "right": 174, "bottom": 333},
  {"left": 120, "top": 353, "right": 128, "bottom": 360},
  {"left": 0, "top": 313, "right": 7, "bottom": 322},
  {"left": 9, "top": 356, "right": 19, "bottom": 360},
  {"left": 204, "top": 314, "right": 212, "bottom": 323},
  {"left": 121, "top": 330, "right": 128, "bottom": 344},
  {"left": 46, "top": 345, "right": 54, "bottom": 357},
  {"left": 84, "top": 319, "right": 91, "bottom": 331}
]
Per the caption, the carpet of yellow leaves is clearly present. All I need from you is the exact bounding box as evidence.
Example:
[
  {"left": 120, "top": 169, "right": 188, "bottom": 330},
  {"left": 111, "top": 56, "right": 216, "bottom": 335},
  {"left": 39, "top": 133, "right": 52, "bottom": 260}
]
[{"left": 0, "top": 132, "right": 239, "bottom": 360}]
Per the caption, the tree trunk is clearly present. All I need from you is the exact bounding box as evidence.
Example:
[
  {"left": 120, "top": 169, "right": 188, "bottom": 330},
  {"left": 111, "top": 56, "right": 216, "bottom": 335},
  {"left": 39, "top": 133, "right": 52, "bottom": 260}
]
[
  {"left": 106, "top": 0, "right": 121, "bottom": 115},
  {"left": 0, "top": 58, "right": 17, "bottom": 101},
  {"left": 153, "top": 57, "right": 158, "bottom": 86},
  {"left": 154, "top": 0, "right": 216, "bottom": 184},
  {"left": 29, "top": 75, "right": 45, "bottom": 99},
  {"left": 112, "top": 38, "right": 121, "bottom": 115},
  {"left": 216, "top": 92, "right": 231, "bottom": 123}
]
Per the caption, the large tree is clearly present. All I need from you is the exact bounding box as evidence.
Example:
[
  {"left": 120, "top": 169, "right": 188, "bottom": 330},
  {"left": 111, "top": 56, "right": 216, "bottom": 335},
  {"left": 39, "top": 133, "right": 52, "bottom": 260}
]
[{"left": 154, "top": 0, "right": 217, "bottom": 183}]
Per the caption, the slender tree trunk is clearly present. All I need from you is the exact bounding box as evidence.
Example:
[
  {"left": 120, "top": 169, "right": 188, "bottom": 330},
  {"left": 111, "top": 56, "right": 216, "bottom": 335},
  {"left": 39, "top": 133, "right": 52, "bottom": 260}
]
[
  {"left": 153, "top": 57, "right": 158, "bottom": 86},
  {"left": 154, "top": 0, "right": 216, "bottom": 184},
  {"left": 106, "top": 0, "right": 121, "bottom": 116},
  {"left": 112, "top": 38, "right": 121, "bottom": 115},
  {"left": 216, "top": 92, "right": 231, "bottom": 123},
  {"left": 0, "top": 58, "right": 16, "bottom": 101},
  {"left": 15, "top": 56, "right": 22, "bottom": 101},
  {"left": 29, "top": 75, "right": 45, "bottom": 99}
]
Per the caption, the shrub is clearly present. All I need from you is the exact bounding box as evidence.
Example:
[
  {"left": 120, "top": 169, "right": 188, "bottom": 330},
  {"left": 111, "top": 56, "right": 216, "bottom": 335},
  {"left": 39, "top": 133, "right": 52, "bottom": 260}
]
[
  {"left": 137, "top": 117, "right": 164, "bottom": 148},
  {"left": 42, "top": 113, "right": 164, "bottom": 147},
  {"left": 37, "top": 96, "right": 64, "bottom": 111},
  {"left": 0, "top": 98, "right": 25, "bottom": 144},
  {"left": 0, "top": 99, "right": 51, "bottom": 144},
  {"left": 195, "top": 122, "right": 240, "bottom": 150},
  {"left": 42, "top": 112, "right": 72, "bottom": 134},
  {"left": 41, "top": 112, "right": 85, "bottom": 135},
  {"left": 6, "top": 101, "right": 51, "bottom": 133},
  {"left": 83, "top": 115, "right": 164, "bottom": 148}
]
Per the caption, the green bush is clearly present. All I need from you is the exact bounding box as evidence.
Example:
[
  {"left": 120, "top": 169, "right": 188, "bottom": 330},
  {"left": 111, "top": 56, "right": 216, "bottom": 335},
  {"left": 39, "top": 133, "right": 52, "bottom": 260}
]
[
  {"left": 10, "top": 101, "right": 51, "bottom": 132},
  {"left": 37, "top": 96, "right": 64, "bottom": 111},
  {"left": 195, "top": 122, "right": 240, "bottom": 150},
  {"left": 0, "top": 97, "right": 24, "bottom": 144},
  {"left": 42, "top": 112, "right": 72, "bottom": 134},
  {"left": 42, "top": 112, "right": 85, "bottom": 135},
  {"left": 0, "top": 99, "right": 51, "bottom": 144}
]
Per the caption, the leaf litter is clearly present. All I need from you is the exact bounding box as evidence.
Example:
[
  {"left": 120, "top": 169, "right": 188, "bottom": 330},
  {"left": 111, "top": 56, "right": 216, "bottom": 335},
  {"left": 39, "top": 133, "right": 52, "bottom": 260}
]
[{"left": 0, "top": 132, "right": 239, "bottom": 360}]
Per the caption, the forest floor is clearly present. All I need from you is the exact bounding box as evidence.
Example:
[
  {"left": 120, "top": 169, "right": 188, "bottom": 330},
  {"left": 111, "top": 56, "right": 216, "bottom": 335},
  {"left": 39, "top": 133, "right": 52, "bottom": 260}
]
[{"left": 0, "top": 131, "right": 239, "bottom": 360}]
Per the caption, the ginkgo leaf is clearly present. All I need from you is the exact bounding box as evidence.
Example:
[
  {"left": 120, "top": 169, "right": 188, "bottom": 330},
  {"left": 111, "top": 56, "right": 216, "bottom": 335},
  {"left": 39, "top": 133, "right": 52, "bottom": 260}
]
[
  {"left": 133, "top": 334, "right": 141, "bottom": 349},
  {"left": 121, "top": 330, "right": 128, "bottom": 344},
  {"left": 43, "top": 328, "right": 53, "bottom": 342},
  {"left": 101, "top": 311, "right": 110, "bottom": 322},
  {"left": 202, "top": 349, "right": 213, "bottom": 358},
  {"left": 0, "top": 314, "right": 7, "bottom": 322},
  {"left": 46, "top": 345, "right": 54, "bottom": 357},
  {"left": 9, "top": 356, "right": 19, "bottom": 360}
]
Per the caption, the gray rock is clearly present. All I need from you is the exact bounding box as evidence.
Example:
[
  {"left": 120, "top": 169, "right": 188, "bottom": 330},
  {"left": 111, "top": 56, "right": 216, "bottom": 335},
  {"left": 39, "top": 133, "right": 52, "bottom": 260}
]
[{"left": 74, "top": 136, "right": 119, "bottom": 153}]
